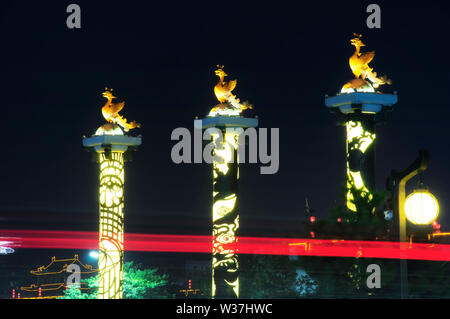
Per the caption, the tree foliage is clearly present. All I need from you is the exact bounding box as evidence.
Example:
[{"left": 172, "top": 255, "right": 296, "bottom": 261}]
[
  {"left": 60, "top": 261, "right": 171, "bottom": 299},
  {"left": 239, "top": 255, "right": 300, "bottom": 298},
  {"left": 123, "top": 261, "right": 171, "bottom": 299},
  {"left": 324, "top": 183, "right": 390, "bottom": 240}
]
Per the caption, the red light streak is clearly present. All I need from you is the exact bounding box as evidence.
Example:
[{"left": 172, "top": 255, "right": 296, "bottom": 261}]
[{"left": 1, "top": 230, "right": 450, "bottom": 261}]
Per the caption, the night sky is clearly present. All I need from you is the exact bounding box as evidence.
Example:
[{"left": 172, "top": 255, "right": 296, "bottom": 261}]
[{"left": 1, "top": 1, "right": 450, "bottom": 236}]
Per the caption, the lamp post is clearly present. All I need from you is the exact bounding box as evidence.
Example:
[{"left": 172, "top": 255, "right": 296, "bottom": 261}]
[{"left": 386, "top": 150, "right": 429, "bottom": 299}]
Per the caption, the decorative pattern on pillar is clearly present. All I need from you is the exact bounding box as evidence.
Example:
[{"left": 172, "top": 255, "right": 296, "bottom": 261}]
[
  {"left": 211, "top": 131, "right": 239, "bottom": 298},
  {"left": 98, "top": 151, "right": 124, "bottom": 299},
  {"left": 346, "top": 116, "right": 376, "bottom": 211}
]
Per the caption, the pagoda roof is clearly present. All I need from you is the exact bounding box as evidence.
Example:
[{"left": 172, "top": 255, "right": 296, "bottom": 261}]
[{"left": 30, "top": 254, "right": 98, "bottom": 275}]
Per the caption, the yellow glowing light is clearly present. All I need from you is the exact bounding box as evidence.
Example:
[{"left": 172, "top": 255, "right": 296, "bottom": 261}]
[
  {"left": 432, "top": 232, "right": 450, "bottom": 237},
  {"left": 98, "top": 152, "right": 124, "bottom": 299},
  {"left": 213, "top": 194, "right": 237, "bottom": 222},
  {"left": 405, "top": 190, "right": 439, "bottom": 225},
  {"left": 179, "top": 288, "right": 200, "bottom": 296},
  {"left": 101, "top": 88, "right": 140, "bottom": 132},
  {"left": 342, "top": 34, "right": 391, "bottom": 92},
  {"left": 349, "top": 171, "right": 365, "bottom": 189},
  {"left": 212, "top": 132, "right": 239, "bottom": 175},
  {"left": 208, "top": 66, "right": 253, "bottom": 117},
  {"left": 211, "top": 131, "right": 240, "bottom": 298},
  {"left": 346, "top": 121, "right": 375, "bottom": 153},
  {"left": 346, "top": 121, "right": 375, "bottom": 211}
]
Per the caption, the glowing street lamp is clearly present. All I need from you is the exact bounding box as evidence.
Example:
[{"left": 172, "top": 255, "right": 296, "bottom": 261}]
[
  {"left": 405, "top": 188, "right": 439, "bottom": 225},
  {"left": 387, "top": 150, "right": 430, "bottom": 299},
  {"left": 89, "top": 250, "right": 100, "bottom": 259},
  {"left": 83, "top": 89, "right": 141, "bottom": 299}
]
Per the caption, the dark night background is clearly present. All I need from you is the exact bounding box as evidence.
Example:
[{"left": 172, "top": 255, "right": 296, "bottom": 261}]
[{"left": 1, "top": 0, "right": 450, "bottom": 237}]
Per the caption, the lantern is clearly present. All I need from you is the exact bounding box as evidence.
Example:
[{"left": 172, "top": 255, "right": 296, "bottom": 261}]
[{"left": 404, "top": 189, "right": 439, "bottom": 225}]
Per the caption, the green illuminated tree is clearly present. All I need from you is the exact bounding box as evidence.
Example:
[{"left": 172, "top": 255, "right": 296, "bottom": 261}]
[
  {"left": 61, "top": 261, "right": 172, "bottom": 299},
  {"left": 123, "top": 261, "right": 171, "bottom": 299}
]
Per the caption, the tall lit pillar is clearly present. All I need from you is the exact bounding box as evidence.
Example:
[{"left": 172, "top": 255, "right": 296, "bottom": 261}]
[
  {"left": 83, "top": 126, "right": 141, "bottom": 299},
  {"left": 326, "top": 34, "right": 397, "bottom": 213},
  {"left": 325, "top": 93, "right": 397, "bottom": 211},
  {"left": 201, "top": 116, "right": 258, "bottom": 299}
]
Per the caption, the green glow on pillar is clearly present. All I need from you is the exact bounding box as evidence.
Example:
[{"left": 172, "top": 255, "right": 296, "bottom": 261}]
[{"left": 346, "top": 121, "right": 375, "bottom": 212}]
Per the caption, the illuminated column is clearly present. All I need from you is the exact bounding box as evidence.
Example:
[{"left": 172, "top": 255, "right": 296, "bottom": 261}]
[
  {"left": 325, "top": 92, "right": 397, "bottom": 212},
  {"left": 345, "top": 116, "right": 376, "bottom": 211},
  {"left": 83, "top": 131, "right": 141, "bottom": 299},
  {"left": 200, "top": 116, "right": 258, "bottom": 299}
]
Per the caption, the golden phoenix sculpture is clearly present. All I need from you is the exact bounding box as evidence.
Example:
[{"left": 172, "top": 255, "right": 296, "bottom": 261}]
[
  {"left": 342, "top": 34, "right": 392, "bottom": 93},
  {"left": 208, "top": 66, "right": 253, "bottom": 117},
  {"left": 100, "top": 88, "right": 141, "bottom": 132}
]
